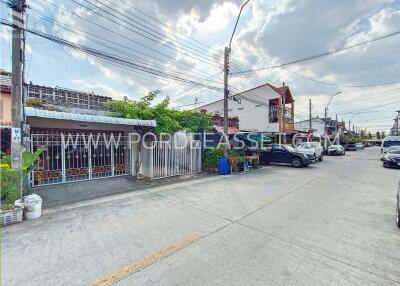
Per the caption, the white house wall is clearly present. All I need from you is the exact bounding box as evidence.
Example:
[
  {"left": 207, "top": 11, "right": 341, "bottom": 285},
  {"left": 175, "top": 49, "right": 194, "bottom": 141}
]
[
  {"left": 295, "top": 119, "right": 325, "bottom": 135},
  {"left": 196, "top": 85, "right": 281, "bottom": 133}
]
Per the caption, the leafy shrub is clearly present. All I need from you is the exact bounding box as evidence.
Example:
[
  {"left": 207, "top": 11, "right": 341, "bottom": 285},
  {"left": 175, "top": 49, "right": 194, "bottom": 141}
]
[
  {"left": 203, "top": 145, "right": 224, "bottom": 169},
  {"left": 0, "top": 150, "right": 43, "bottom": 209}
]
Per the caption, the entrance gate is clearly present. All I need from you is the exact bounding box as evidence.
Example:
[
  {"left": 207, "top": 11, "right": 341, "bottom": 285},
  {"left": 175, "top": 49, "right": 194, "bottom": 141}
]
[
  {"left": 140, "top": 140, "right": 202, "bottom": 179},
  {"left": 31, "top": 132, "right": 132, "bottom": 186}
]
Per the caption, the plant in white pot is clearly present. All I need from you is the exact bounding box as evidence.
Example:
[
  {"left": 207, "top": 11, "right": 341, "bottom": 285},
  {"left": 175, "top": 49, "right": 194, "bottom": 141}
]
[{"left": 1, "top": 150, "right": 43, "bottom": 226}]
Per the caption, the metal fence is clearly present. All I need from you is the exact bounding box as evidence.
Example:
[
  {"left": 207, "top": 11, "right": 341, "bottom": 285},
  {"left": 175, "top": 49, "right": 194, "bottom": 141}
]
[
  {"left": 31, "top": 133, "right": 132, "bottom": 186},
  {"left": 140, "top": 139, "right": 202, "bottom": 179}
]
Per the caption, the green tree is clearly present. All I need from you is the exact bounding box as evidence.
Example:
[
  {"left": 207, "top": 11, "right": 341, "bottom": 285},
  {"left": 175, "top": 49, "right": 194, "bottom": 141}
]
[
  {"left": 105, "top": 91, "right": 212, "bottom": 134},
  {"left": 376, "top": 131, "right": 381, "bottom": 140},
  {"left": 368, "top": 132, "right": 372, "bottom": 140},
  {"left": 381, "top": 131, "right": 386, "bottom": 139}
]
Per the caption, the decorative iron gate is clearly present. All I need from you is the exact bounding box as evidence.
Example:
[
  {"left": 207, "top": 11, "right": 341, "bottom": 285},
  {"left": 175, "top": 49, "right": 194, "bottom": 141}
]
[
  {"left": 31, "top": 132, "right": 132, "bottom": 186},
  {"left": 140, "top": 139, "right": 202, "bottom": 179}
]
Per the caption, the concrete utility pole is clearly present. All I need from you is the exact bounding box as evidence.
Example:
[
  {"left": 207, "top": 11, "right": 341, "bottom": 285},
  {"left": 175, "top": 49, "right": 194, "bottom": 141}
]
[
  {"left": 282, "top": 82, "right": 286, "bottom": 144},
  {"left": 10, "top": 0, "right": 26, "bottom": 170},
  {"left": 396, "top": 110, "right": 400, "bottom": 135},
  {"left": 309, "top": 98, "right": 312, "bottom": 134},
  {"left": 223, "top": 46, "right": 230, "bottom": 156},
  {"left": 324, "top": 107, "right": 327, "bottom": 137},
  {"left": 223, "top": 0, "right": 249, "bottom": 157},
  {"left": 324, "top": 91, "right": 342, "bottom": 138}
]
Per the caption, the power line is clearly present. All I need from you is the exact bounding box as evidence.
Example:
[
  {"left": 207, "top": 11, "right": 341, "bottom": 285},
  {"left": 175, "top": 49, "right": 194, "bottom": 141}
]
[
  {"left": 35, "top": 0, "right": 220, "bottom": 79},
  {"left": 281, "top": 67, "right": 400, "bottom": 88},
  {"left": 0, "top": 20, "right": 224, "bottom": 92},
  {"left": 98, "top": 0, "right": 222, "bottom": 62},
  {"left": 232, "top": 29, "right": 400, "bottom": 74},
  {"left": 71, "top": 0, "right": 222, "bottom": 69},
  {"left": 26, "top": 9, "right": 225, "bottom": 87}
]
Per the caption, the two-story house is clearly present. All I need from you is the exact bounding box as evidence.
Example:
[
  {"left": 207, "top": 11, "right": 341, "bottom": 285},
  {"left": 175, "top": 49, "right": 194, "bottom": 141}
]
[{"left": 195, "top": 83, "right": 295, "bottom": 142}]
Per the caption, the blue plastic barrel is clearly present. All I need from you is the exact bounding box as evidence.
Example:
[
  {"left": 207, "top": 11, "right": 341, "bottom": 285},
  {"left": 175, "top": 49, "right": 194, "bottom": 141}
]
[{"left": 217, "top": 157, "right": 229, "bottom": 175}]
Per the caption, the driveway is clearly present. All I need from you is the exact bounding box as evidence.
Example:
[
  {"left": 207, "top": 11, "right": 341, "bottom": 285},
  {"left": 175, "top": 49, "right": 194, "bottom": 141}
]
[{"left": 2, "top": 147, "right": 399, "bottom": 285}]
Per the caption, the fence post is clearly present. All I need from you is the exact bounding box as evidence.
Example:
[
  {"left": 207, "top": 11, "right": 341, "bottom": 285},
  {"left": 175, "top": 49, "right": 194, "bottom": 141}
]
[{"left": 61, "top": 137, "right": 66, "bottom": 183}]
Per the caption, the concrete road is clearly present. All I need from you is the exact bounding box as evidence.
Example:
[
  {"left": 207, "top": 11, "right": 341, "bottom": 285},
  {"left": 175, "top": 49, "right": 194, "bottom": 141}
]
[{"left": 2, "top": 147, "right": 400, "bottom": 285}]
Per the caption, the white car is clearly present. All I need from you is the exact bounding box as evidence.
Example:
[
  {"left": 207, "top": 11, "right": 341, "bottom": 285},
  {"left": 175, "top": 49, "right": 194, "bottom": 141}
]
[
  {"left": 298, "top": 142, "right": 324, "bottom": 161},
  {"left": 381, "top": 136, "right": 400, "bottom": 156},
  {"left": 295, "top": 146, "right": 316, "bottom": 163}
]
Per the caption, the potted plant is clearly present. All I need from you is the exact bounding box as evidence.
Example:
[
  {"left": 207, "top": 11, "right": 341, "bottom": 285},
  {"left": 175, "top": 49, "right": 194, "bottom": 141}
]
[
  {"left": 203, "top": 145, "right": 224, "bottom": 173},
  {"left": 1, "top": 150, "right": 43, "bottom": 226}
]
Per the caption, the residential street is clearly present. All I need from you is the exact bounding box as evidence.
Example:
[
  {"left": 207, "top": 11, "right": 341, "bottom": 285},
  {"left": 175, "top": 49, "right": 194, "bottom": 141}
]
[{"left": 2, "top": 147, "right": 400, "bottom": 286}]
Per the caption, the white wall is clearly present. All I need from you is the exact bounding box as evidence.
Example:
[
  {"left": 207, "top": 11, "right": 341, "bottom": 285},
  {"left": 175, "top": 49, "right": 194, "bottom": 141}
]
[
  {"left": 295, "top": 119, "right": 325, "bottom": 135},
  {"left": 196, "top": 85, "right": 281, "bottom": 133}
]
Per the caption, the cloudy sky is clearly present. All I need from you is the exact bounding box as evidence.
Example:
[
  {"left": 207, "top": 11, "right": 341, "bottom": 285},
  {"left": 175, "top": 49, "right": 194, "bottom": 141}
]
[{"left": 1, "top": 0, "right": 400, "bottom": 133}]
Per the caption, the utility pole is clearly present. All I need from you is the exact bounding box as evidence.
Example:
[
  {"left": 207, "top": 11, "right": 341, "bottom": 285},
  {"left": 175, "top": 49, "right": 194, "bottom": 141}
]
[
  {"left": 309, "top": 98, "right": 312, "bottom": 135},
  {"left": 223, "top": 46, "right": 230, "bottom": 156},
  {"left": 10, "top": 0, "right": 26, "bottom": 200},
  {"left": 223, "top": 0, "right": 249, "bottom": 157},
  {"left": 324, "top": 107, "right": 327, "bottom": 137},
  {"left": 396, "top": 110, "right": 400, "bottom": 135},
  {"left": 282, "top": 82, "right": 286, "bottom": 144},
  {"left": 11, "top": 0, "right": 26, "bottom": 170}
]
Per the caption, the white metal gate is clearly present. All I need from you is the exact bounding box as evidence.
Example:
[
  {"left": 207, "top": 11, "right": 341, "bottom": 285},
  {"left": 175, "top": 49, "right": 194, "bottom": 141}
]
[
  {"left": 140, "top": 139, "right": 201, "bottom": 179},
  {"left": 31, "top": 132, "right": 132, "bottom": 186}
]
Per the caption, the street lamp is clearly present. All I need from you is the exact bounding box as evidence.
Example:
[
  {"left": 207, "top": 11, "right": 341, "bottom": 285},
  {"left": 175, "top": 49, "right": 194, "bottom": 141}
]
[{"left": 325, "top": 91, "right": 342, "bottom": 136}]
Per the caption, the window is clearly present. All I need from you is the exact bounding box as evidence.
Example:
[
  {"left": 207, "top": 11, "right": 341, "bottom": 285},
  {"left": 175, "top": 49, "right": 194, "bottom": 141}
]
[
  {"left": 228, "top": 109, "right": 233, "bottom": 112},
  {"left": 238, "top": 107, "right": 244, "bottom": 110}
]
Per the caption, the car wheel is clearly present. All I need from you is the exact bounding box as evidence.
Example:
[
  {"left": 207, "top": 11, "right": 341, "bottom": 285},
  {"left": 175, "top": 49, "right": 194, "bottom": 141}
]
[
  {"left": 292, "top": 157, "right": 303, "bottom": 168},
  {"left": 319, "top": 155, "right": 323, "bottom": 161},
  {"left": 397, "top": 197, "right": 400, "bottom": 228}
]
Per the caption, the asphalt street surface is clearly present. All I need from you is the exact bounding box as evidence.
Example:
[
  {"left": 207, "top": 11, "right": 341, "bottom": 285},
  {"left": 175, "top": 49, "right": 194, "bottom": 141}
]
[{"left": 2, "top": 147, "right": 400, "bottom": 285}]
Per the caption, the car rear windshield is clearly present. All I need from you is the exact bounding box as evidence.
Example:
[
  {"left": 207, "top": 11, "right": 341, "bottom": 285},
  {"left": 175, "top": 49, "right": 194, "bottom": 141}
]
[{"left": 383, "top": 141, "right": 400, "bottom": 147}]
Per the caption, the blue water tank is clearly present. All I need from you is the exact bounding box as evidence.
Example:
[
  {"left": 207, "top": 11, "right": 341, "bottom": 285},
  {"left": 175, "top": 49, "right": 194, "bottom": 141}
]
[{"left": 218, "top": 157, "right": 229, "bottom": 175}]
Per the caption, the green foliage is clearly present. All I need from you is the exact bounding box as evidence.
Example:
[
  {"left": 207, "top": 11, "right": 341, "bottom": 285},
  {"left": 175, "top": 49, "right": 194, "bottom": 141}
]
[
  {"left": 228, "top": 149, "right": 244, "bottom": 163},
  {"left": 376, "top": 131, "right": 381, "bottom": 140},
  {"left": 203, "top": 145, "right": 224, "bottom": 169},
  {"left": 0, "top": 169, "right": 22, "bottom": 206},
  {"left": 105, "top": 91, "right": 212, "bottom": 134},
  {"left": 0, "top": 150, "right": 43, "bottom": 208},
  {"left": 368, "top": 132, "right": 372, "bottom": 140},
  {"left": 0, "top": 149, "right": 43, "bottom": 173}
]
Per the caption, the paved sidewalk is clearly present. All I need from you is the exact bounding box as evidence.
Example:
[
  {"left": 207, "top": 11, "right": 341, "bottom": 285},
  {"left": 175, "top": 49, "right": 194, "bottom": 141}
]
[{"left": 33, "top": 173, "right": 214, "bottom": 208}]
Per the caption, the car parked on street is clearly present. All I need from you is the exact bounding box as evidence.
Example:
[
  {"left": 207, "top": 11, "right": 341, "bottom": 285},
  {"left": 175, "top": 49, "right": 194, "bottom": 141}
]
[
  {"left": 381, "top": 136, "right": 400, "bottom": 156},
  {"left": 355, "top": 143, "right": 364, "bottom": 150},
  {"left": 382, "top": 146, "right": 400, "bottom": 169},
  {"left": 344, "top": 143, "right": 357, "bottom": 151},
  {"left": 298, "top": 142, "right": 324, "bottom": 161},
  {"left": 260, "top": 144, "right": 312, "bottom": 167},
  {"left": 327, "top": 144, "right": 345, "bottom": 156}
]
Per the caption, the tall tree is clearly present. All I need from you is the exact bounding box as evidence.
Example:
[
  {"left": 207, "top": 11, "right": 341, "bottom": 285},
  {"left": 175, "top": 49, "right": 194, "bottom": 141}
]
[{"left": 376, "top": 131, "right": 381, "bottom": 140}]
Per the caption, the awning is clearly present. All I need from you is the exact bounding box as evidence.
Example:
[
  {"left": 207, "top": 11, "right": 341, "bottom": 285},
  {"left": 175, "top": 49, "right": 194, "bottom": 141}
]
[
  {"left": 24, "top": 107, "right": 156, "bottom": 127},
  {"left": 248, "top": 133, "right": 272, "bottom": 143},
  {"left": 213, "top": 125, "right": 240, "bottom": 135}
]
